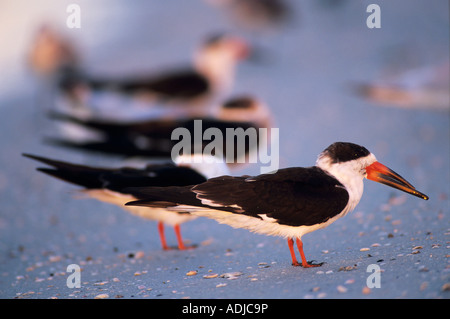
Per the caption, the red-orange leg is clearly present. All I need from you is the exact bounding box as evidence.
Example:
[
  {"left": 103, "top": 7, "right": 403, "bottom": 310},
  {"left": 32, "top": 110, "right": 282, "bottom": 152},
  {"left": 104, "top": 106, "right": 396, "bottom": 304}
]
[
  {"left": 174, "top": 224, "right": 186, "bottom": 250},
  {"left": 296, "top": 238, "right": 322, "bottom": 268},
  {"left": 158, "top": 221, "right": 170, "bottom": 250},
  {"left": 287, "top": 238, "right": 301, "bottom": 266},
  {"left": 288, "top": 237, "right": 323, "bottom": 268}
]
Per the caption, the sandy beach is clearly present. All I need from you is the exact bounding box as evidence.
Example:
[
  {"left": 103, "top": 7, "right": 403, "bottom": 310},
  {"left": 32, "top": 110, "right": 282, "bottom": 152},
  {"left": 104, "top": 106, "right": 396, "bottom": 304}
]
[{"left": 0, "top": 1, "right": 448, "bottom": 301}]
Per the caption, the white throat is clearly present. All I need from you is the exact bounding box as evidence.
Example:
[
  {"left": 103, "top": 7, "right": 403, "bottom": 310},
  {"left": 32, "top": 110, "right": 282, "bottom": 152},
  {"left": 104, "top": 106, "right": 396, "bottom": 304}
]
[
  {"left": 316, "top": 152, "right": 377, "bottom": 215},
  {"left": 194, "top": 50, "right": 236, "bottom": 94}
]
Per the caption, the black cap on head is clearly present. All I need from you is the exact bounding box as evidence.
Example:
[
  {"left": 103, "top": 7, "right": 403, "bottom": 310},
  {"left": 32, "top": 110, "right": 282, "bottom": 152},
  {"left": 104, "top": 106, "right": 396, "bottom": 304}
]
[{"left": 323, "top": 142, "right": 371, "bottom": 163}]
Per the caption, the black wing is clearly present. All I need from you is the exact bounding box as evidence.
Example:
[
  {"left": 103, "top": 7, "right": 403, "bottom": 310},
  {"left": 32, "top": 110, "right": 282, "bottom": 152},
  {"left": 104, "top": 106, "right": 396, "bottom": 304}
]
[
  {"left": 192, "top": 167, "right": 349, "bottom": 226},
  {"left": 46, "top": 116, "right": 261, "bottom": 160},
  {"left": 23, "top": 154, "right": 207, "bottom": 192},
  {"left": 48, "top": 115, "right": 260, "bottom": 137},
  {"left": 87, "top": 69, "right": 210, "bottom": 100},
  {"left": 126, "top": 167, "right": 349, "bottom": 227},
  {"left": 125, "top": 185, "right": 203, "bottom": 209},
  {"left": 47, "top": 112, "right": 180, "bottom": 136},
  {"left": 44, "top": 137, "right": 174, "bottom": 157}
]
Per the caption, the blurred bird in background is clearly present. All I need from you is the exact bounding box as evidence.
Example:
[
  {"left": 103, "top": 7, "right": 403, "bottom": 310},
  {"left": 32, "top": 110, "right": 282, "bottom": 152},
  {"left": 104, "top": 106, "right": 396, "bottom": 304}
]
[
  {"left": 24, "top": 153, "right": 229, "bottom": 251},
  {"left": 29, "top": 27, "right": 251, "bottom": 122},
  {"left": 355, "top": 61, "right": 449, "bottom": 112}
]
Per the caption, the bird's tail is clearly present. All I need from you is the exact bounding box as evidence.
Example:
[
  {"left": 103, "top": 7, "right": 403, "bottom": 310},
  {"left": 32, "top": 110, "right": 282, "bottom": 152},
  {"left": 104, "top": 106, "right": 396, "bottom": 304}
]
[
  {"left": 124, "top": 183, "right": 241, "bottom": 216},
  {"left": 124, "top": 185, "right": 201, "bottom": 209},
  {"left": 23, "top": 153, "right": 108, "bottom": 189}
]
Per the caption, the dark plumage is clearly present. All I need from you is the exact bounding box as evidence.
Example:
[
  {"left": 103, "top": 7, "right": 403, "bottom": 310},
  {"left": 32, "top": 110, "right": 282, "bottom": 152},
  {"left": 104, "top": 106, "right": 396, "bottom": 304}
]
[
  {"left": 46, "top": 95, "right": 273, "bottom": 165},
  {"left": 127, "top": 167, "right": 348, "bottom": 227},
  {"left": 23, "top": 153, "right": 229, "bottom": 250},
  {"left": 23, "top": 153, "right": 207, "bottom": 191},
  {"left": 124, "top": 142, "right": 428, "bottom": 267},
  {"left": 76, "top": 70, "right": 210, "bottom": 101}
]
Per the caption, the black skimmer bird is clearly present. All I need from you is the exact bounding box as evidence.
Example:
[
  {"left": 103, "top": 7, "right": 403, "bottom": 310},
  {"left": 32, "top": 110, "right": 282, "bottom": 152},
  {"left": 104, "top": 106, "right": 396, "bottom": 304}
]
[
  {"left": 23, "top": 153, "right": 229, "bottom": 250},
  {"left": 124, "top": 142, "right": 428, "bottom": 267},
  {"left": 29, "top": 28, "right": 250, "bottom": 121},
  {"left": 46, "top": 95, "right": 273, "bottom": 166}
]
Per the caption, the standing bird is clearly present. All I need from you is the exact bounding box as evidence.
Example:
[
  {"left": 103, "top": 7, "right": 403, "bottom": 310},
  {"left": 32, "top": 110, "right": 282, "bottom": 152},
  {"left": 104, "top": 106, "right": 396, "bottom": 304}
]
[
  {"left": 124, "top": 142, "right": 428, "bottom": 267},
  {"left": 36, "top": 31, "right": 251, "bottom": 121},
  {"left": 23, "top": 153, "right": 229, "bottom": 250}
]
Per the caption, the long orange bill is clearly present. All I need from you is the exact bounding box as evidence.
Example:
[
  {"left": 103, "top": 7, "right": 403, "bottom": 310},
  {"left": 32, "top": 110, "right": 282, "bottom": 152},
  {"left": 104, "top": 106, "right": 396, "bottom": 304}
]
[{"left": 366, "top": 161, "right": 429, "bottom": 200}]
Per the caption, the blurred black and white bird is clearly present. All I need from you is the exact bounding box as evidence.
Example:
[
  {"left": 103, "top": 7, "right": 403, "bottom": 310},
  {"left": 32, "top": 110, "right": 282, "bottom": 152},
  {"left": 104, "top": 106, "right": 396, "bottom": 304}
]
[
  {"left": 124, "top": 142, "right": 428, "bottom": 267},
  {"left": 23, "top": 153, "right": 229, "bottom": 250},
  {"left": 46, "top": 95, "right": 274, "bottom": 166},
  {"left": 29, "top": 27, "right": 251, "bottom": 121}
]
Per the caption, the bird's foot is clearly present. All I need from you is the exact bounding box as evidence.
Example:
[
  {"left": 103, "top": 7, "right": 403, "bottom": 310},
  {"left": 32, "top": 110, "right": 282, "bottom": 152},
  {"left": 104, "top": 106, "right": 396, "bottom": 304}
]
[
  {"left": 178, "top": 243, "right": 198, "bottom": 251},
  {"left": 292, "top": 260, "right": 324, "bottom": 268},
  {"left": 302, "top": 261, "right": 324, "bottom": 268}
]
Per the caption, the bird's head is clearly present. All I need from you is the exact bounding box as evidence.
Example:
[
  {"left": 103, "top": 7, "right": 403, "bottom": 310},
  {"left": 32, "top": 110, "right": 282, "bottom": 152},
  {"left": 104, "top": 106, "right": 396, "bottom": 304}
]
[
  {"left": 194, "top": 33, "right": 249, "bottom": 89},
  {"left": 316, "top": 142, "right": 428, "bottom": 200}
]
